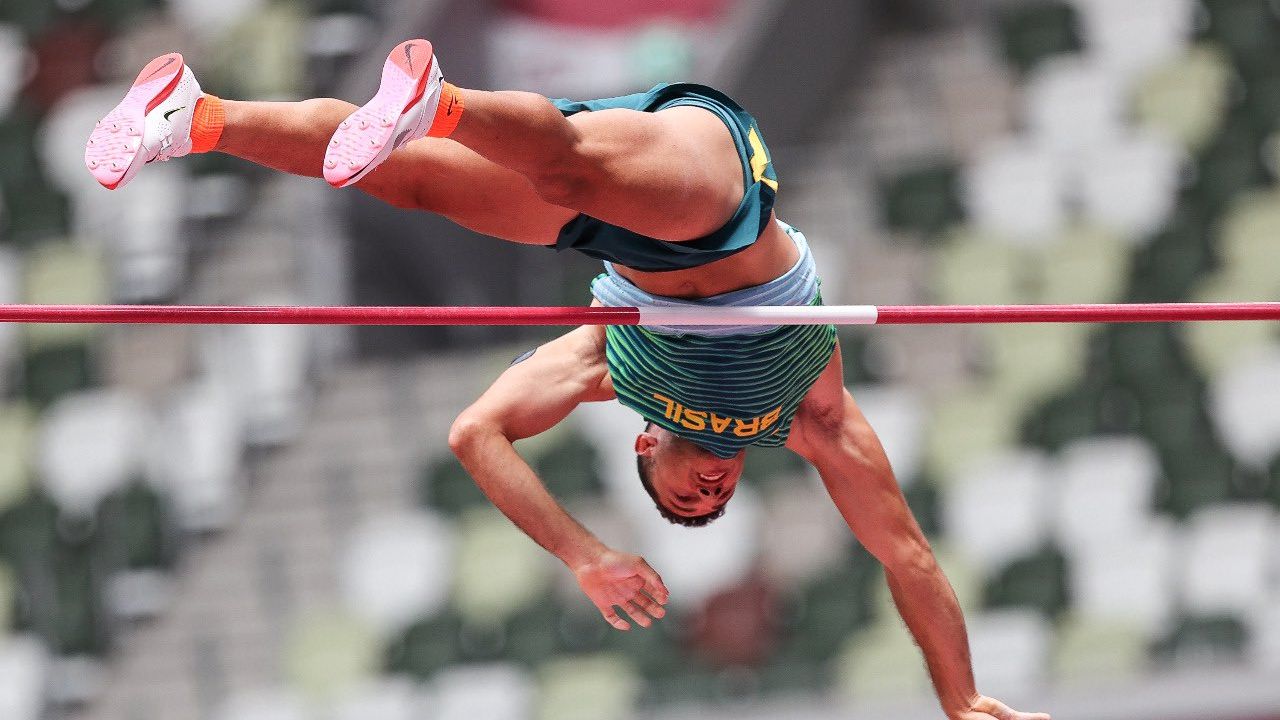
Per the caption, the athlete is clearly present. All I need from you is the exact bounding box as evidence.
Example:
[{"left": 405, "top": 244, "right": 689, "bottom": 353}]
[{"left": 87, "top": 42, "right": 1049, "bottom": 720}]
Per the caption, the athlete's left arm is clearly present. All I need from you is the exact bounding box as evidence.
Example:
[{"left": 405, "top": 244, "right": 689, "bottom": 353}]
[{"left": 786, "top": 347, "right": 1050, "bottom": 720}]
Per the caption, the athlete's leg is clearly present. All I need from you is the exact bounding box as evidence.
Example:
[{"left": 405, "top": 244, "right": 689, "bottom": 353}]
[
  {"left": 217, "top": 98, "right": 574, "bottom": 245},
  {"left": 448, "top": 92, "right": 746, "bottom": 243},
  {"left": 326, "top": 41, "right": 748, "bottom": 244}
]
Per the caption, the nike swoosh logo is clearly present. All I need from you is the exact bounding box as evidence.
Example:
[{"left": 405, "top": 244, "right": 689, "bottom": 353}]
[
  {"left": 446, "top": 95, "right": 455, "bottom": 116},
  {"left": 163, "top": 106, "right": 185, "bottom": 121},
  {"left": 142, "top": 57, "right": 176, "bottom": 83},
  {"left": 404, "top": 44, "right": 415, "bottom": 73}
]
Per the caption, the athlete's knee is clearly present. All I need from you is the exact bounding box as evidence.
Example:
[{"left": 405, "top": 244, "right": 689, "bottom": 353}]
[{"left": 528, "top": 144, "right": 597, "bottom": 208}]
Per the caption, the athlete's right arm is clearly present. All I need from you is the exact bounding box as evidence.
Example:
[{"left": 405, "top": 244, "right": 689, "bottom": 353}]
[{"left": 448, "top": 325, "right": 668, "bottom": 630}]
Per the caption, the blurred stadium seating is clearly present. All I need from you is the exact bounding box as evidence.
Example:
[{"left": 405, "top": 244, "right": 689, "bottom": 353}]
[{"left": 0, "top": 1, "right": 1277, "bottom": 719}]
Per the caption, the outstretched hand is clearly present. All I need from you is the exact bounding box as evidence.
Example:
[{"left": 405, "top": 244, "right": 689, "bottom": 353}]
[
  {"left": 955, "top": 696, "right": 1051, "bottom": 720},
  {"left": 573, "top": 549, "right": 669, "bottom": 630}
]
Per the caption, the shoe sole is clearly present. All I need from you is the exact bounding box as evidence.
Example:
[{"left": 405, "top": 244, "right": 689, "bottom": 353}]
[
  {"left": 86, "top": 53, "right": 185, "bottom": 190},
  {"left": 323, "top": 40, "right": 434, "bottom": 188}
]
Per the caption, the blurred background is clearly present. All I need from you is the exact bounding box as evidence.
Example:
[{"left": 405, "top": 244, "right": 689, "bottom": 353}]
[{"left": 0, "top": 0, "right": 1278, "bottom": 718}]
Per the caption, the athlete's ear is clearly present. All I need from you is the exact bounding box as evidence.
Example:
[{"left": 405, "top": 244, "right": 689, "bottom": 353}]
[{"left": 635, "top": 430, "right": 659, "bottom": 457}]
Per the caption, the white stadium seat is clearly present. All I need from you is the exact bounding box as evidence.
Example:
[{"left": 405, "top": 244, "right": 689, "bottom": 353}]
[
  {"left": 433, "top": 664, "right": 534, "bottom": 720},
  {"left": 1209, "top": 347, "right": 1280, "bottom": 470},
  {"left": 0, "top": 636, "right": 47, "bottom": 720},
  {"left": 943, "top": 450, "right": 1052, "bottom": 576},
  {"left": 967, "top": 609, "right": 1053, "bottom": 697},
  {"left": 963, "top": 140, "right": 1068, "bottom": 244},
  {"left": 1024, "top": 57, "right": 1125, "bottom": 156},
  {"left": 1071, "top": 0, "right": 1195, "bottom": 81},
  {"left": 1053, "top": 436, "right": 1160, "bottom": 551},
  {"left": 215, "top": 689, "right": 306, "bottom": 720},
  {"left": 38, "top": 390, "right": 151, "bottom": 516},
  {"left": 1076, "top": 132, "right": 1183, "bottom": 241},
  {"left": 1071, "top": 518, "right": 1179, "bottom": 637},
  {"left": 339, "top": 511, "right": 454, "bottom": 635},
  {"left": 1179, "top": 504, "right": 1276, "bottom": 616},
  {"left": 850, "top": 384, "right": 926, "bottom": 487},
  {"left": 640, "top": 483, "right": 762, "bottom": 608},
  {"left": 147, "top": 381, "right": 245, "bottom": 532}
]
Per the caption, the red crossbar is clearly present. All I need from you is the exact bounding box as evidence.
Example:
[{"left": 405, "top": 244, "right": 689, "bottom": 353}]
[{"left": 0, "top": 302, "right": 1277, "bottom": 326}]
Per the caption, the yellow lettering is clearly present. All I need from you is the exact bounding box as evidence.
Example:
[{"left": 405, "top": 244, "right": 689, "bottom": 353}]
[
  {"left": 653, "top": 393, "right": 677, "bottom": 420},
  {"left": 710, "top": 414, "right": 732, "bottom": 434},
  {"left": 733, "top": 416, "right": 762, "bottom": 437},
  {"left": 748, "top": 127, "right": 780, "bottom": 192},
  {"left": 680, "top": 409, "right": 707, "bottom": 431},
  {"left": 760, "top": 406, "right": 782, "bottom": 432},
  {"left": 673, "top": 403, "right": 684, "bottom": 424}
]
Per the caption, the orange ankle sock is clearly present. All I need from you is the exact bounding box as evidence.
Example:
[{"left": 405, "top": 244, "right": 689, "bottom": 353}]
[
  {"left": 189, "top": 94, "right": 225, "bottom": 153},
  {"left": 426, "top": 82, "right": 464, "bottom": 139}
]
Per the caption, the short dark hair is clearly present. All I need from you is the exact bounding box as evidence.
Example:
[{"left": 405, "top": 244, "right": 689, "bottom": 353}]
[{"left": 636, "top": 423, "right": 724, "bottom": 528}]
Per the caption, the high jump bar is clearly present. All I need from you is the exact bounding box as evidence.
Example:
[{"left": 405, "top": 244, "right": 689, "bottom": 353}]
[{"left": 0, "top": 302, "right": 1278, "bottom": 326}]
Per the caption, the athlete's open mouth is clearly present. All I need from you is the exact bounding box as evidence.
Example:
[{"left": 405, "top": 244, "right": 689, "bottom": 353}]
[{"left": 697, "top": 472, "right": 727, "bottom": 483}]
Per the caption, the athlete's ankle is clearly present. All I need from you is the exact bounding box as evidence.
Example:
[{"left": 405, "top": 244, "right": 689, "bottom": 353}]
[
  {"left": 426, "top": 82, "right": 465, "bottom": 139},
  {"left": 190, "top": 94, "right": 225, "bottom": 153}
]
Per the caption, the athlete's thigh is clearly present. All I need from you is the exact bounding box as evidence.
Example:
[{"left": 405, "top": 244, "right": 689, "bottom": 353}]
[
  {"left": 563, "top": 106, "right": 746, "bottom": 242},
  {"left": 356, "top": 136, "right": 577, "bottom": 246}
]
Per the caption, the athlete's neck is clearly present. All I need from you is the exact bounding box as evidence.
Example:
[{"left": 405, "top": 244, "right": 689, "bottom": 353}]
[{"left": 611, "top": 215, "right": 799, "bottom": 300}]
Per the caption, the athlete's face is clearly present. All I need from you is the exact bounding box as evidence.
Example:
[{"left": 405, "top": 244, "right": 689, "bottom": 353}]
[{"left": 634, "top": 424, "right": 745, "bottom": 519}]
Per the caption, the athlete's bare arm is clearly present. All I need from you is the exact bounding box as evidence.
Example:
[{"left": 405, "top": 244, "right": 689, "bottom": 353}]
[
  {"left": 787, "top": 346, "right": 1051, "bottom": 720},
  {"left": 448, "top": 325, "right": 669, "bottom": 630}
]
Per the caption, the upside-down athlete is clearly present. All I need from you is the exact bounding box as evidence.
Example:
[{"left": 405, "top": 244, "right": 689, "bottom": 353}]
[{"left": 88, "top": 41, "right": 1048, "bottom": 720}]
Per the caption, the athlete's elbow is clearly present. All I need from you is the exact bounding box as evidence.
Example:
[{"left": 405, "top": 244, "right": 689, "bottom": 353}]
[{"left": 447, "top": 414, "right": 499, "bottom": 457}]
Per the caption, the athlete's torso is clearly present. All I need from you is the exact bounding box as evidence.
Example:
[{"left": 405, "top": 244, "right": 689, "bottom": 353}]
[{"left": 613, "top": 215, "right": 799, "bottom": 299}]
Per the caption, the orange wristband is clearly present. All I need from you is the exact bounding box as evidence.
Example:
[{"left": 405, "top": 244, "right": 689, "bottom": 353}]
[
  {"left": 189, "top": 94, "right": 225, "bottom": 154},
  {"left": 427, "top": 82, "right": 464, "bottom": 139}
]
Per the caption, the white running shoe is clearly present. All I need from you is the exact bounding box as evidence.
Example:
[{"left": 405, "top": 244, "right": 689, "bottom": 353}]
[
  {"left": 323, "top": 39, "right": 445, "bottom": 188},
  {"left": 86, "top": 52, "right": 202, "bottom": 190}
]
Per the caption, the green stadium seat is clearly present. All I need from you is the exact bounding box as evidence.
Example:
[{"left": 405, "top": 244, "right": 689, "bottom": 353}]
[
  {"left": 1052, "top": 615, "right": 1148, "bottom": 686},
  {"left": 533, "top": 429, "right": 605, "bottom": 501},
  {"left": 776, "top": 548, "right": 879, "bottom": 664},
  {"left": 50, "top": 520, "right": 110, "bottom": 656},
  {"left": 1217, "top": 189, "right": 1280, "bottom": 286},
  {"left": 502, "top": 597, "right": 560, "bottom": 667},
  {"left": 452, "top": 507, "right": 550, "bottom": 626},
  {"left": 97, "top": 481, "right": 173, "bottom": 570},
  {"left": 1199, "top": 0, "right": 1280, "bottom": 79},
  {"left": 982, "top": 323, "right": 1088, "bottom": 410},
  {"left": 1187, "top": 272, "right": 1280, "bottom": 376},
  {"left": 0, "top": 559, "right": 12, "bottom": 634},
  {"left": 1152, "top": 613, "right": 1250, "bottom": 666},
  {"left": 536, "top": 654, "right": 642, "bottom": 720},
  {"left": 0, "top": 404, "right": 34, "bottom": 514},
  {"left": 3, "top": 181, "right": 71, "bottom": 249},
  {"left": 995, "top": 1, "right": 1084, "bottom": 74},
  {"left": 925, "top": 384, "right": 1021, "bottom": 479},
  {"left": 879, "top": 164, "right": 965, "bottom": 239},
  {"left": 983, "top": 545, "right": 1069, "bottom": 618},
  {"left": 1134, "top": 46, "right": 1233, "bottom": 152},
  {"left": 934, "top": 228, "right": 1034, "bottom": 307},
  {"left": 419, "top": 455, "right": 489, "bottom": 517},
  {"left": 1154, "top": 441, "right": 1235, "bottom": 518},
  {"left": 1036, "top": 225, "right": 1130, "bottom": 304},
  {"left": 284, "top": 608, "right": 382, "bottom": 702},
  {"left": 1184, "top": 112, "right": 1269, "bottom": 217},
  {"left": 832, "top": 622, "right": 931, "bottom": 703},
  {"left": 384, "top": 611, "right": 462, "bottom": 680},
  {"left": 21, "top": 342, "right": 95, "bottom": 410}
]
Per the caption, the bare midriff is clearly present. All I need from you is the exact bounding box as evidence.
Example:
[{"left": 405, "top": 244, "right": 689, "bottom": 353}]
[{"left": 610, "top": 214, "right": 800, "bottom": 300}]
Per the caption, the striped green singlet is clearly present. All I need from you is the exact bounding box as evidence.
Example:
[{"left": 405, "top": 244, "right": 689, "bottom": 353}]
[{"left": 604, "top": 307, "right": 837, "bottom": 459}]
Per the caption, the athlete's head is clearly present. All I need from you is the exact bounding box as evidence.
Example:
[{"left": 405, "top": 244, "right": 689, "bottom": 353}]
[{"left": 634, "top": 421, "right": 745, "bottom": 527}]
